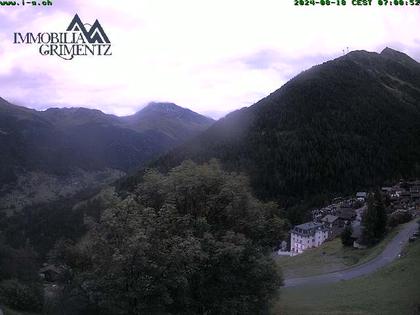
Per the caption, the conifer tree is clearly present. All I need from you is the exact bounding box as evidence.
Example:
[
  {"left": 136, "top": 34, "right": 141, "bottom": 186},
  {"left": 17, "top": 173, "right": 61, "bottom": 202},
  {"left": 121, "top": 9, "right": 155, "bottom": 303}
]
[{"left": 362, "top": 190, "right": 387, "bottom": 245}]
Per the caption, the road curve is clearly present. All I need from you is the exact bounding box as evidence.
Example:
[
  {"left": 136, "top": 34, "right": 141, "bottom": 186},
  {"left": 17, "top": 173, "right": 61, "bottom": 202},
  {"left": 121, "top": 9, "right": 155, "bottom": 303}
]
[{"left": 283, "top": 220, "right": 419, "bottom": 288}]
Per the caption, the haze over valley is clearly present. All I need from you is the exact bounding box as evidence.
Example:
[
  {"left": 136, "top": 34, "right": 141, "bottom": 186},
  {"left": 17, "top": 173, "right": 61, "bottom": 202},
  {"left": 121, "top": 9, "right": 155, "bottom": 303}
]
[{"left": 0, "top": 48, "right": 420, "bottom": 315}]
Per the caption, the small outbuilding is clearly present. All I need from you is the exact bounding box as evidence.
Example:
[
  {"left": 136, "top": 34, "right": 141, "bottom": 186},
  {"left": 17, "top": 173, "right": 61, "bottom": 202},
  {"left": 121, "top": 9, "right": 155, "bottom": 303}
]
[
  {"left": 351, "top": 225, "right": 367, "bottom": 249},
  {"left": 356, "top": 192, "right": 367, "bottom": 202},
  {"left": 337, "top": 208, "right": 357, "bottom": 227},
  {"left": 39, "top": 265, "right": 63, "bottom": 282}
]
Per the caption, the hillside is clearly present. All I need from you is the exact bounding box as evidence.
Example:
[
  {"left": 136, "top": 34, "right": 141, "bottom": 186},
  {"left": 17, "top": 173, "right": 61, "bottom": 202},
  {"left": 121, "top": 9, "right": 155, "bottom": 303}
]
[
  {"left": 122, "top": 102, "right": 214, "bottom": 140},
  {"left": 148, "top": 48, "right": 420, "bottom": 221},
  {"left": 0, "top": 100, "right": 213, "bottom": 212},
  {"left": 275, "top": 236, "right": 420, "bottom": 314}
]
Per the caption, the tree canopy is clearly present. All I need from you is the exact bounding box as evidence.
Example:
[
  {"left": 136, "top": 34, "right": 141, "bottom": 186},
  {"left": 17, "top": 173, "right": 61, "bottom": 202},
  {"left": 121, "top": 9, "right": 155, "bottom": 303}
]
[
  {"left": 362, "top": 191, "right": 387, "bottom": 245},
  {"left": 54, "top": 160, "right": 287, "bottom": 315}
]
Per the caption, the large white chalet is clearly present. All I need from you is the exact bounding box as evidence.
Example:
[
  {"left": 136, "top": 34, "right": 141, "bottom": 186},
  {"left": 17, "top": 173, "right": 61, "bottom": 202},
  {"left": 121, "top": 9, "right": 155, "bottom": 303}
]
[{"left": 290, "top": 222, "right": 329, "bottom": 254}]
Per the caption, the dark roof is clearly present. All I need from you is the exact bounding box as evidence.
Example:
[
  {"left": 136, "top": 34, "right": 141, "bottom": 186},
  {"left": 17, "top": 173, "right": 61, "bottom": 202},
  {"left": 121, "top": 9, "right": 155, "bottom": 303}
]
[
  {"left": 337, "top": 208, "right": 357, "bottom": 220},
  {"left": 39, "top": 265, "right": 61, "bottom": 274},
  {"left": 321, "top": 215, "right": 339, "bottom": 223},
  {"left": 295, "top": 222, "right": 323, "bottom": 230},
  {"left": 408, "top": 180, "right": 420, "bottom": 186},
  {"left": 291, "top": 222, "right": 328, "bottom": 236}
]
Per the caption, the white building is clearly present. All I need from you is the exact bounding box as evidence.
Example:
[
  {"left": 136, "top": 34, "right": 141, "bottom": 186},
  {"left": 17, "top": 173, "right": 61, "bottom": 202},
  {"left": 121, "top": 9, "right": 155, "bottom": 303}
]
[
  {"left": 356, "top": 192, "right": 367, "bottom": 202},
  {"left": 290, "top": 222, "right": 329, "bottom": 254}
]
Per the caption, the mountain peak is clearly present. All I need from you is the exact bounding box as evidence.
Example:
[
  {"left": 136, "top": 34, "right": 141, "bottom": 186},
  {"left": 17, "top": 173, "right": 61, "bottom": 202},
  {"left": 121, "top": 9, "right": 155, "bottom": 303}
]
[
  {"left": 135, "top": 102, "right": 213, "bottom": 123},
  {"left": 124, "top": 102, "right": 214, "bottom": 139},
  {"left": 0, "top": 97, "right": 38, "bottom": 115},
  {"left": 142, "top": 102, "right": 183, "bottom": 113},
  {"left": 153, "top": 48, "right": 420, "bottom": 207},
  {"left": 44, "top": 107, "right": 105, "bottom": 115},
  {"left": 380, "top": 47, "right": 418, "bottom": 65},
  {"left": 346, "top": 49, "right": 372, "bottom": 57},
  {"left": 341, "top": 50, "right": 380, "bottom": 63},
  {"left": 0, "top": 97, "right": 14, "bottom": 108},
  {"left": 381, "top": 47, "right": 404, "bottom": 57}
]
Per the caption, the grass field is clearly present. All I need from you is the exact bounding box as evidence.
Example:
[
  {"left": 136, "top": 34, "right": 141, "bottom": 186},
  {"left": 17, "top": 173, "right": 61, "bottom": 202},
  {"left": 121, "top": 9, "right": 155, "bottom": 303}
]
[
  {"left": 275, "top": 226, "right": 402, "bottom": 278},
  {"left": 273, "top": 239, "right": 420, "bottom": 315}
]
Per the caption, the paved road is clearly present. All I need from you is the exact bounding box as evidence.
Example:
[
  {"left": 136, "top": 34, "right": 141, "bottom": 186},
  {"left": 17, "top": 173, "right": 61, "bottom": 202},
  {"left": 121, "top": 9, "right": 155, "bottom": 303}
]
[{"left": 284, "top": 220, "right": 419, "bottom": 288}]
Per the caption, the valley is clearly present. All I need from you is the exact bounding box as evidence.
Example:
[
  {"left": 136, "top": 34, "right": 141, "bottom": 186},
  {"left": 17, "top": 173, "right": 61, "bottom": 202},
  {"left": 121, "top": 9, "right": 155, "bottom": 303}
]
[
  {"left": 0, "top": 100, "right": 213, "bottom": 215},
  {"left": 1, "top": 48, "right": 420, "bottom": 314}
]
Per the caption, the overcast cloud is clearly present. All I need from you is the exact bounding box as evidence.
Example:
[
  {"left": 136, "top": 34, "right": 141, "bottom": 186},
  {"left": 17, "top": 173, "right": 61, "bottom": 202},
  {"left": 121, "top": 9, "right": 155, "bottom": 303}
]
[{"left": 0, "top": 0, "right": 419, "bottom": 118}]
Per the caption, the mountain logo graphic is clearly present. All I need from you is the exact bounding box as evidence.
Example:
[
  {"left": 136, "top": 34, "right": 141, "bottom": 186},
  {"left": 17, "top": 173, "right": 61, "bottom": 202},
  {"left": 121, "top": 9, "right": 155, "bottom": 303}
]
[
  {"left": 13, "top": 13, "right": 112, "bottom": 60},
  {"left": 67, "top": 14, "right": 110, "bottom": 44}
]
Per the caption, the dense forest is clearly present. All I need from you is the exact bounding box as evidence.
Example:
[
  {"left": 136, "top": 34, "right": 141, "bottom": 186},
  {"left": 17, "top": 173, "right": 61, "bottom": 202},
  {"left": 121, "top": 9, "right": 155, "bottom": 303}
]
[
  {"left": 127, "top": 48, "right": 420, "bottom": 223},
  {"left": 0, "top": 188, "right": 105, "bottom": 312},
  {"left": 0, "top": 101, "right": 214, "bottom": 214},
  {"left": 1, "top": 161, "right": 288, "bottom": 314},
  {"left": 0, "top": 100, "right": 213, "bottom": 187}
]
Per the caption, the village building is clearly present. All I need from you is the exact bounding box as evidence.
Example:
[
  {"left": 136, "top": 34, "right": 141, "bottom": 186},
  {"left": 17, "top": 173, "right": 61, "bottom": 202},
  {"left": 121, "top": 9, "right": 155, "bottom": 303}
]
[
  {"left": 337, "top": 208, "right": 357, "bottom": 227},
  {"left": 382, "top": 186, "right": 400, "bottom": 200},
  {"left": 290, "top": 222, "right": 329, "bottom": 254},
  {"left": 351, "top": 225, "right": 366, "bottom": 249},
  {"left": 356, "top": 192, "right": 367, "bottom": 202},
  {"left": 39, "top": 265, "right": 64, "bottom": 282},
  {"left": 321, "top": 214, "right": 340, "bottom": 237},
  {"left": 399, "top": 191, "right": 411, "bottom": 207}
]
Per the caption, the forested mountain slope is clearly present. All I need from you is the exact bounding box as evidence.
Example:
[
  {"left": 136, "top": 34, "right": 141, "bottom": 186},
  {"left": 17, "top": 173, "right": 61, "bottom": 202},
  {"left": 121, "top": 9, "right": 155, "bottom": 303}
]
[
  {"left": 148, "top": 48, "right": 420, "bottom": 218},
  {"left": 0, "top": 100, "right": 213, "bottom": 212}
]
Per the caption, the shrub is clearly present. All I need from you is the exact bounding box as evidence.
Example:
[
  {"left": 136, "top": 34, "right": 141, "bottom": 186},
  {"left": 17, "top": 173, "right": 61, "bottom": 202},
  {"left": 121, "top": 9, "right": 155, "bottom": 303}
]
[
  {"left": 341, "top": 225, "right": 353, "bottom": 247},
  {"left": 0, "top": 279, "right": 43, "bottom": 312},
  {"left": 388, "top": 211, "right": 412, "bottom": 228}
]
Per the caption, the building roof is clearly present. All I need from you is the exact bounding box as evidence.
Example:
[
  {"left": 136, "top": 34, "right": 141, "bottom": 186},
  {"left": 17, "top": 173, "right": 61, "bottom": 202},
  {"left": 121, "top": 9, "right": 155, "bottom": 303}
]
[
  {"left": 337, "top": 208, "right": 357, "bottom": 220},
  {"left": 291, "top": 222, "right": 327, "bottom": 236},
  {"left": 321, "top": 214, "right": 338, "bottom": 223},
  {"left": 295, "top": 222, "right": 323, "bottom": 230},
  {"left": 408, "top": 180, "right": 420, "bottom": 186},
  {"left": 39, "top": 265, "right": 61, "bottom": 274}
]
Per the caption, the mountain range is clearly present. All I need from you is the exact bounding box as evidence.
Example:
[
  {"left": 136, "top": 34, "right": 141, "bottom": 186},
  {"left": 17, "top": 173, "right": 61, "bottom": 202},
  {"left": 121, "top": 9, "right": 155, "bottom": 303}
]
[
  {"left": 0, "top": 100, "right": 213, "bottom": 212},
  {"left": 1, "top": 47, "right": 419, "bottom": 315},
  {"left": 2, "top": 47, "right": 420, "bottom": 222},
  {"left": 144, "top": 48, "right": 420, "bottom": 221}
]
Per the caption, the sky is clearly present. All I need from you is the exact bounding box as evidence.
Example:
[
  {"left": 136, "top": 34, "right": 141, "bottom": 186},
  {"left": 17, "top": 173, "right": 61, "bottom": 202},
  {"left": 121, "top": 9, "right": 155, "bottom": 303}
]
[{"left": 0, "top": 0, "right": 419, "bottom": 119}]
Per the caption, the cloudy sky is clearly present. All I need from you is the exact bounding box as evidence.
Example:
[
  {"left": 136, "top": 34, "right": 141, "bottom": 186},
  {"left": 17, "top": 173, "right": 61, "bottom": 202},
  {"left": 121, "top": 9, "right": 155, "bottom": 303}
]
[{"left": 0, "top": 0, "right": 419, "bottom": 118}]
